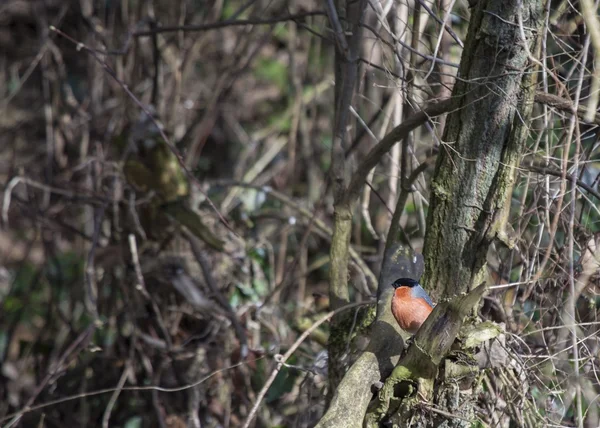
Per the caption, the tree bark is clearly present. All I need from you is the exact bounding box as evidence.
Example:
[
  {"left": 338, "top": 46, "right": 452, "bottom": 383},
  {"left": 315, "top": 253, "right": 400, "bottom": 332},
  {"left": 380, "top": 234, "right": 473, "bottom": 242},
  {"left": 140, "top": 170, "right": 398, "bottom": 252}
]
[
  {"left": 326, "top": 0, "right": 368, "bottom": 390},
  {"left": 319, "top": 0, "right": 544, "bottom": 425},
  {"left": 422, "top": 0, "right": 544, "bottom": 299},
  {"left": 317, "top": 245, "right": 424, "bottom": 428}
]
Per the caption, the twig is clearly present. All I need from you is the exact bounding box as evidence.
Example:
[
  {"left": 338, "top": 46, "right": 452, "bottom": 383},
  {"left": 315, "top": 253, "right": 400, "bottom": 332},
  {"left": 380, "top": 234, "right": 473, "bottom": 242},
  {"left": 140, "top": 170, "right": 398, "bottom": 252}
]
[
  {"left": 8, "top": 194, "right": 94, "bottom": 241},
  {"left": 423, "top": 0, "right": 459, "bottom": 82},
  {"left": 346, "top": 98, "right": 454, "bottom": 204},
  {"left": 261, "top": 199, "right": 328, "bottom": 308},
  {"left": 324, "top": 0, "right": 349, "bottom": 55},
  {"left": 132, "top": 11, "right": 326, "bottom": 36},
  {"left": 562, "top": 13, "right": 592, "bottom": 426},
  {"left": 1, "top": 356, "right": 267, "bottom": 423},
  {"left": 212, "top": 181, "right": 378, "bottom": 289},
  {"left": 128, "top": 234, "right": 173, "bottom": 348},
  {"left": 356, "top": 99, "right": 390, "bottom": 240},
  {"left": 84, "top": 202, "right": 107, "bottom": 317},
  {"left": 0, "top": 4, "right": 68, "bottom": 108},
  {"left": 184, "top": 231, "right": 249, "bottom": 359},
  {"left": 4, "top": 324, "right": 97, "bottom": 428},
  {"left": 387, "top": 1, "right": 408, "bottom": 233},
  {"left": 385, "top": 156, "right": 434, "bottom": 252},
  {"left": 418, "top": 403, "right": 474, "bottom": 423},
  {"left": 49, "top": 26, "right": 236, "bottom": 237},
  {"left": 240, "top": 301, "right": 371, "bottom": 428},
  {"left": 534, "top": 91, "right": 600, "bottom": 125},
  {"left": 360, "top": 22, "right": 460, "bottom": 69},
  {"left": 415, "top": 0, "right": 464, "bottom": 48},
  {"left": 3, "top": 176, "right": 76, "bottom": 225},
  {"left": 128, "top": 234, "right": 150, "bottom": 299},
  {"left": 527, "top": 165, "right": 600, "bottom": 201},
  {"left": 101, "top": 363, "right": 131, "bottom": 428},
  {"left": 578, "top": 0, "right": 600, "bottom": 121},
  {"left": 345, "top": 94, "right": 391, "bottom": 158},
  {"left": 151, "top": 361, "right": 168, "bottom": 428}
]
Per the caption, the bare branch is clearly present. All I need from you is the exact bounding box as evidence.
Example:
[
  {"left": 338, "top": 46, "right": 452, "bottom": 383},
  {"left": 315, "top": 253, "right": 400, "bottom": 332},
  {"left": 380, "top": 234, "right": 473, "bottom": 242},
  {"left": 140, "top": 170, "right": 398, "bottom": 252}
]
[
  {"left": 346, "top": 99, "right": 454, "bottom": 204},
  {"left": 132, "top": 11, "right": 327, "bottom": 36}
]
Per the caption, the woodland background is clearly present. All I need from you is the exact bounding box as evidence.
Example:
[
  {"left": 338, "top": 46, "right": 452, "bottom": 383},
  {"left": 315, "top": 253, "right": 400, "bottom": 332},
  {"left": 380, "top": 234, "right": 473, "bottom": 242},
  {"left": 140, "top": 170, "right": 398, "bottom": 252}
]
[{"left": 1, "top": 0, "right": 600, "bottom": 427}]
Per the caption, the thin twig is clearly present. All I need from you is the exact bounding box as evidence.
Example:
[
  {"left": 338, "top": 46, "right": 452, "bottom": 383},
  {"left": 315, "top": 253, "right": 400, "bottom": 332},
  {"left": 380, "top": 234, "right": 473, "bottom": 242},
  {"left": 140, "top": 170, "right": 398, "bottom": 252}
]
[
  {"left": 240, "top": 301, "right": 371, "bottom": 428},
  {"left": 128, "top": 234, "right": 173, "bottom": 348},
  {"left": 527, "top": 165, "right": 600, "bottom": 201},
  {"left": 132, "top": 11, "right": 326, "bottom": 36},
  {"left": 534, "top": 91, "right": 600, "bottom": 125},
  {"left": 360, "top": 21, "right": 460, "bottom": 69},
  {"left": 4, "top": 324, "right": 97, "bottom": 428},
  {"left": 84, "top": 202, "right": 107, "bottom": 317},
  {"left": 418, "top": 403, "right": 474, "bottom": 423},
  {"left": 562, "top": 10, "right": 593, "bottom": 425},
  {"left": 212, "top": 181, "right": 378, "bottom": 289},
  {"left": 415, "top": 0, "right": 464, "bottom": 48},
  {"left": 49, "top": 26, "right": 236, "bottom": 237},
  {"left": 578, "top": 0, "right": 600, "bottom": 121},
  {"left": 346, "top": 98, "right": 454, "bottom": 204},
  {"left": 324, "top": 0, "right": 349, "bottom": 55},
  {"left": 184, "top": 231, "right": 249, "bottom": 359},
  {"left": 1, "top": 356, "right": 268, "bottom": 423},
  {"left": 385, "top": 156, "right": 435, "bottom": 252},
  {"left": 101, "top": 363, "right": 131, "bottom": 428}
]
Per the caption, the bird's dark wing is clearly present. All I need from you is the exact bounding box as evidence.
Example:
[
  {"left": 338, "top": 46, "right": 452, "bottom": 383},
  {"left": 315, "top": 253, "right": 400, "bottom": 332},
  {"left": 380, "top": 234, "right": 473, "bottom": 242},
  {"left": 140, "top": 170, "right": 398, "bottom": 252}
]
[{"left": 411, "top": 286, "right": 434, "bottom": 307}]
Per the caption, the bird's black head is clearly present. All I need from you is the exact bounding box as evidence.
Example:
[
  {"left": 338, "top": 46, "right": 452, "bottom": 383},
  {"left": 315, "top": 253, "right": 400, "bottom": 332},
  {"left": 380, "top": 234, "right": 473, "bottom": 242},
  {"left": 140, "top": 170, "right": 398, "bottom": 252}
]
[{"left": 392, "top": 278, "right": 420, "bottom": 289}]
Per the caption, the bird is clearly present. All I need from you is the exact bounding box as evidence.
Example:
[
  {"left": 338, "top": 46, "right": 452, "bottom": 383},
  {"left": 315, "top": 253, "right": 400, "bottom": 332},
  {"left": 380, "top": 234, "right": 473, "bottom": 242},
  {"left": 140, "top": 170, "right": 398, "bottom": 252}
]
[{"left": 391, "top": 278, "right": 434, "bottom": 334}]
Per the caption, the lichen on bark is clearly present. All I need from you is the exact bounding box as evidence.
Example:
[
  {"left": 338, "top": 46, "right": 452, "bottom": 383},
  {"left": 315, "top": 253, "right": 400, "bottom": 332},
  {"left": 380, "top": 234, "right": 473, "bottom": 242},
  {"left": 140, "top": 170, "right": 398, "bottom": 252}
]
[
  {"left": 422, "top": 0, "right": 544, "bottom": 299},
  {"left": 319, "top": 0, "right": 545, "bottom": 426}
]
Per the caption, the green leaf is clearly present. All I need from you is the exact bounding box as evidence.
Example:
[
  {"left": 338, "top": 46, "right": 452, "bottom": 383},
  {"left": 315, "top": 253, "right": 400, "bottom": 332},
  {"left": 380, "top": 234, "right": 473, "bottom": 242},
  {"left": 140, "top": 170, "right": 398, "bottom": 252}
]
[
  {"left": 461, "top": 321, "right": 503, "bottom": 348},
  {"left": 124, "top": 416, "right": 143, "bottom": 428},
  {"left": 255, "top": 58, "right": 288, "bottom": 92},
  {"left": 266, "top": 362, "right": 299, "bottom": 403},
  {"left": 123, "top": 160, "right": 154, "bottom": 193},
  {"left": 11, "top": 264, "right": 37, "bottom": 292},
  {"left": 162, "top": 201, "right": 224, "bottom": 252},
  {"left": 253, "top": 277, "right": 269, "bottom": 297},
  {"left": 248, "top": 247, "right": 268, "bottom": 269},
  {"left": 3, "top": 295, "right": 23, "bottom": 313}
]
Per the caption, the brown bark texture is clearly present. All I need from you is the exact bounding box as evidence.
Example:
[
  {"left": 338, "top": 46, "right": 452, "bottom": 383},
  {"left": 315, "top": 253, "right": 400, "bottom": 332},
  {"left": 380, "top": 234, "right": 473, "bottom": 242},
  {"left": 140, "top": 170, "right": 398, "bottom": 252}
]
[
  {"left": 422, "top": 0, "right": 543, "bottom": 299},
  {"left": 319, "top": 0, "right": 544, "bottom": 425}
]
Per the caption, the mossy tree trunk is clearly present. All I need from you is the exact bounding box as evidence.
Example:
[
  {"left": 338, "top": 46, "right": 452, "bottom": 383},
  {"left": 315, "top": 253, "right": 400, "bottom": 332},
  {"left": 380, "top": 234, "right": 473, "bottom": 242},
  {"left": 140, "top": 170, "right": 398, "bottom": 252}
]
[
  {"left": 319, "top": 0, "right": 544, "bottom": 425},
  {"left": 422, "top": 0, "right": 543, "bottom": 299},
  {"left": 327, "top": 0, "right": 369, "bottom": 390}
]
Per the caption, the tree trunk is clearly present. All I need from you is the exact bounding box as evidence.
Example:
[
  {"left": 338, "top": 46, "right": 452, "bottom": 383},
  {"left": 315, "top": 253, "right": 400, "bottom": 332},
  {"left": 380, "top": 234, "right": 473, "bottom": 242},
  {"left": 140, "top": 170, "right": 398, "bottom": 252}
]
[
  {"left": 318, "top": 0, "right": 544, "bottom": 425},
  {"left": 327, "top": 0, "right": 368, "bottom": 390},
  {"left": 422, "top": 0, "right": 544, "bottom": 299}
]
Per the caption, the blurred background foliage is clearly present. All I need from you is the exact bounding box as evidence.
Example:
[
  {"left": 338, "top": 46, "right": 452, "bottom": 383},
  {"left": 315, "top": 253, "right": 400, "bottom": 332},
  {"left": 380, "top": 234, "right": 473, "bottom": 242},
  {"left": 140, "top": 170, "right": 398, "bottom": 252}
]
[{"left": 0, "top": 0, "right": 599, "bottom": 427}]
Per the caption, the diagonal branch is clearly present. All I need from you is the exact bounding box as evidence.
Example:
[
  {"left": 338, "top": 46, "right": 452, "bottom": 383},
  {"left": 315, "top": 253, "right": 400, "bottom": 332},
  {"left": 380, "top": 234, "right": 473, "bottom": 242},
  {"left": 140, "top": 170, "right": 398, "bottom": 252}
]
[
  {"left": 527, "top": 165, "right": 600, "bottom": 201},
  {"left": 345, "top": 98, "right": 455, "bottom": 205},
  {"left": 316, "top": 244, "right": 424, "bottom": 428},
  {"left": 49, "top": 26, "right": 236, "bottom": 238}
]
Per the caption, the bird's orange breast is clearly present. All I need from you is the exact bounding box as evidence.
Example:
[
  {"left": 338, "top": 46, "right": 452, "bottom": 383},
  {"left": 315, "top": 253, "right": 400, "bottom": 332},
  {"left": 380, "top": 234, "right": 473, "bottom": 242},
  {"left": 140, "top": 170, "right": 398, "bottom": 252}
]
[{"left": 391, "top": 287, "right": 433, "bottom": 334}]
